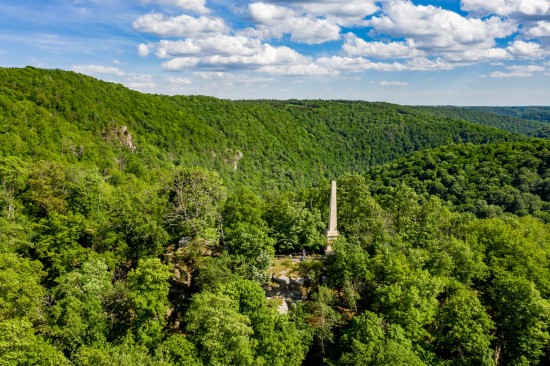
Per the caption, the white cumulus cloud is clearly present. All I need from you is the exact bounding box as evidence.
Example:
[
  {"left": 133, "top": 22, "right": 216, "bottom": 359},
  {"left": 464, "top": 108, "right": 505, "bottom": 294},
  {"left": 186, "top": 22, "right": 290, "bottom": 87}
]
[
  {"left": 299, "top": 0, "right": 379, "bottom": 26},
  {"left": 317, "top": 56, "right": 407, "bottom": 72},
  {"left": 249, "top": 2, "right": 341, "bottom": 44},
  {"left": 507, "top": 40, "right": 546, "bottom": 57},
  {"left": 138, "top": 43, "right": 150, "bottom": 56},
  {"left": 133, "top": 13, "right": 227, "bottom": 38},
  {"left": 342, "top": 33, "right": 421, "bottom": 59},
  {"left": 72, "top": 65, "right": 125, "bottom": 77},
  {"left": 489, "top": 63, "right": 546, "bottom": 78},
  {"left": 405, "top": 57, "right": 457, "bottom": 71},
  {"left": 131, "top": 0, "right": 548, "bottom": 81},
  {"left": 461, "top": 0, "right": 550, "bottom": 17},
  {"left": 443, "top": 47, "right": 510, "bottom": 63},
  {"left": 192, "top": 72, "right": 274, "bottom": 84},
  {"left": 316, "top": 55, "right": 457, "bottom": 73},
  {"left": 368, "top": 1, "right": 517, "bottom": 53},
  {"left": 127, "top": 74, "right": 156, "bottom": 90},
  {"left": 161, "top": 43, "right": 312, "bottom": 71},
  {"left": 257, "top": 0, "right": 379, "bottom": 26},
  {"left": 156, "top": 35, "right": 265, "bottom": 58},
  {"left": 162, "top": 57, "right": 201, "bottom": 69},
  {"left": 300, "top": 0, "right": 378, "bottom": 18},
  {"left": 524, "top": 21, "right": 550, "bottom": 38}
]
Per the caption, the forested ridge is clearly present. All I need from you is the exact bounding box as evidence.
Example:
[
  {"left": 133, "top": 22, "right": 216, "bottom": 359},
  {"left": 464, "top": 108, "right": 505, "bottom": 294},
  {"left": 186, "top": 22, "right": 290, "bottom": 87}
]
[
  {"left": 367, "top": 140, "right": 550, "bottom": 219},
  {"left": 0, "top": 67, "right": 523, "bottom": 189},
  {"left": 413, "top": 106, "right": 550, "bottom": 138},
  {"left": 467, "top": 106, "right": 550, "bottom": 123},
  {"left": 2, "top": 66, "right": 550, "bottom": 365}
]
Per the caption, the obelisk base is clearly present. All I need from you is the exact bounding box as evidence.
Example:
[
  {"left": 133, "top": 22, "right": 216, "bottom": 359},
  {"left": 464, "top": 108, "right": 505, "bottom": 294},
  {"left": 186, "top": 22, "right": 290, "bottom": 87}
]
[{"left": 325, "top": 230, "right": 338, "bottom": 254}]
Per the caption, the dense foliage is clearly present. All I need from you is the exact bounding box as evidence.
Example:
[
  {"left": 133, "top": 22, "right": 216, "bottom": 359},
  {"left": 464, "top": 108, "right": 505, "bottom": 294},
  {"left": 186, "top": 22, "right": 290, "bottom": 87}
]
[
  {"left": 0, "top": 67, "right": 524, "bottom": 190},
  {"left": 468, "top": 106, "right": 550, "bottom": 123},
  {"left": 366, "top": 140, "right": 550, "bottom": 220},
  {"left": 414, "top": 106, "right": 550, "bottom": 138},
  {"left": 1, "top": 67, "right": 550, "bottom": 365}
]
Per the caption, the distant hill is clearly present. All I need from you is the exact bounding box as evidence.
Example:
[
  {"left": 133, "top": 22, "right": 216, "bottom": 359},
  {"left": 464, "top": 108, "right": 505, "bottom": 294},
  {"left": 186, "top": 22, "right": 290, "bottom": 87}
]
[
  {"left": 366, "top": 140, "right": 550, "bottom": 219},
  {"left": 0, "top": 67, "right": 525, "bottom": 189},
  {"left": 468, "top": 106, "right": 550, "bottom": 123},
  {"left": 413, "top": 106, "right": 550, "bottom": 138}
]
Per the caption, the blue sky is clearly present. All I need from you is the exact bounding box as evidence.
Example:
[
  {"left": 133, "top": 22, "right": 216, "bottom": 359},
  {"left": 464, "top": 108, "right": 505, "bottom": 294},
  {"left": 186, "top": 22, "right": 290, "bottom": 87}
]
[{"left": 1, "top": 0, "right": 549, "bottom": 105}]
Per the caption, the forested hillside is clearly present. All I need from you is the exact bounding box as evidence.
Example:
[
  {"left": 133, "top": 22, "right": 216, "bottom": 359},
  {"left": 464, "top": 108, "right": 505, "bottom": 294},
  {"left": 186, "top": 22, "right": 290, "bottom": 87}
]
[
  {"left": 2, "top": 66, "right": 550, "bottom": 365},
  {"left": 468, "top": 106, "right": 550, "bottom": 123},
  {"left": 367, "top": 140, "right": 550, "bottom": 219},
  {"left": 0, "top": 67, "right": 523, "bottom": 189},
  {"left": 414, "top": 106, "right": 550, "bottom": 138}
]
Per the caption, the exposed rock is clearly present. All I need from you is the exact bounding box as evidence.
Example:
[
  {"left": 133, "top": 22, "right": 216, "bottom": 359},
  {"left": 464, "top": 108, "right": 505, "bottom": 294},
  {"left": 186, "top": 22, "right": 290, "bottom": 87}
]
[
  {"left": 232, "top": 150, "right": 243, "bottom": 170},
  {"left": 119, "top": 125, "right": 136, "bottom": 152},
  {"left": 210, "top": 148, "right": 244, "bottom": 170},
  {"left": 289, "top": 277, "right": 305, "bottom": 286},
  {"left": 103, "top": 124, "right": 137, "bottom": 152},
  {"left": 223, "top": 148, "right": 244, "bottom": 170},
  {"left": 276, "top": 297, "right": 289, "bottom": 314},
  {"left": 273, "top": 275, "right": 290, "bottom": 285}
]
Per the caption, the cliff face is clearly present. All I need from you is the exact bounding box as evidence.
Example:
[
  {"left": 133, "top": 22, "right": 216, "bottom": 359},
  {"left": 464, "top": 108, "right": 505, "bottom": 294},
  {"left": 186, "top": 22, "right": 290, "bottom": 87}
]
[{"left": 103, "top": 125, "right": 137, "bottom": 152}]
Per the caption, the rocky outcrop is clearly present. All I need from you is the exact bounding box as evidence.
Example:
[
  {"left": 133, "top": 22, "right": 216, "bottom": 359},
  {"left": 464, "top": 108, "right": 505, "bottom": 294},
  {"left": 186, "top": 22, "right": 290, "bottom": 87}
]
[
  {"left": 103, "top": 124, "right": 137, "bottom": 152},
  {"left": 265, "top": 263, "right": 311, "bottom": 314}
]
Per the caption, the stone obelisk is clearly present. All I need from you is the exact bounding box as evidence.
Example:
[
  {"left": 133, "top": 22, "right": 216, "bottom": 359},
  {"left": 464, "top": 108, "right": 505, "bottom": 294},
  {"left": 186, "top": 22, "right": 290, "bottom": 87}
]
[{"left": 326, "top": 180, "right": 339, "bottom": 254}]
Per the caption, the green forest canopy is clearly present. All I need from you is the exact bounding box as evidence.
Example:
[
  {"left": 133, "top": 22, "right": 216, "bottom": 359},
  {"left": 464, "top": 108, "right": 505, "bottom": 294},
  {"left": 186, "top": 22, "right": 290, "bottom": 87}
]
[
  {"left": 413, "top": 105, "right": 550, "bottom": 138},
  {"left": 1, "top": 66, "right": 550, "bottom": 365},
  {"left": 467, "top": 106, "right": 550, "bottom": 123},
  {"left": 0, "top": 66, "right": 525, "bottom": 190}
]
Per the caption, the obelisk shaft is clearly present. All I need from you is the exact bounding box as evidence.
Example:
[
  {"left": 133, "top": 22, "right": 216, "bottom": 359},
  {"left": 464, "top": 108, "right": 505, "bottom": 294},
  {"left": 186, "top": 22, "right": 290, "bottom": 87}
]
[{"left": 326, "top": 180, "right": 339, "bottom": 242}]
